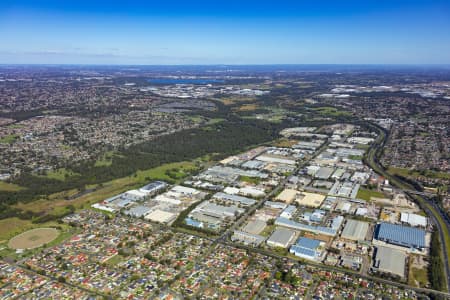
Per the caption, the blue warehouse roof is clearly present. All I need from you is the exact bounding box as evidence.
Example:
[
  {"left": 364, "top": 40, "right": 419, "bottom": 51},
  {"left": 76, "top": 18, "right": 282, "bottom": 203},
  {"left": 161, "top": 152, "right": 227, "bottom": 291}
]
[
  {"left": 297, "top": 237, "right": 321, "bottom": 249},
  {"left": 290, "top": 245, "right": 316, "bottom": 258},
  {"left": 290, "top": 237, "right": 322, "bottom": 260},
  {"left": 375, "top": 222, "right": 426, "bottom": 249}
]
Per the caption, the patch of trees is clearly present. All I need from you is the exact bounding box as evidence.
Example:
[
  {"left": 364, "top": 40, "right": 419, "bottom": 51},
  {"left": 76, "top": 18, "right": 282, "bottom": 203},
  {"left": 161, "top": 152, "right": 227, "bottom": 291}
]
[
  {"left": 0, "top": 118, "right": 288, "bottom": 216},
  {"left": 274, "top": 270, "right": 300, "bottom": 286},
  {"left": 393, "top": 174, "right": 424, "bottom": 192},
  {"left": 172, "top": 200, "right": 217, "bottom": 236},
  {"left": 429, "top": 229, "right": 446, "bottom": 292}
]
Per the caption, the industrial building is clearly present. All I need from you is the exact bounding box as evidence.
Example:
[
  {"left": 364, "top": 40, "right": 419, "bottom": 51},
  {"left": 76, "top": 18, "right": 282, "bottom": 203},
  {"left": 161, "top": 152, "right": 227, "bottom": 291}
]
[
  {"left": 255, "top": 154, "right": 297, "bottom": 165},
  {"left": 315, "top": 167, "right": 335, "bottom": 179},
  {"left": 145, "top": 209, "right": 177, "bottom": 224},
  {"left": 290, "top": 237, "right": 324, "bottom": 261},
  {"left": 280, "top": 205, "right": 297, "bottom": 219},
  {"left": 242, "top": 219, "right": 267, "bottom": 235},
  {"left": 293, "top": 141, "right": 323, "bottom": 151},
  {"left": 170, "top": 185, "right": 200, "bottom": 196},
  {"left": 302, "top": 209, "right": 326, "bottom": 223},
  {"left": 241, "top": 160, "right": 266, "bottom": 170},
  {"left": 275, "top": 216, "right": 343, "bottom": 236},
  {"left": 400, "top": 213, "right": 427, "bottom": 227},
  {"left": 373, "top": 246, "right": 407, "bottom": 278},
  {"left": 198, "top": 165, "right": 268, "bottom": 184},
  {"left": 374, "top": 222, "right": 426, "bottom": 249},
  {"left": 265, "top": 201, "right": 287, "bottom": 210},
  {"left": 341, "top": 219, "right": 369, "bottom": 241},
  {"left": 231, "top": 231, "right": 265, "bottom": 246},
  {"left": 139, "top": 181, "right": 167, "bottom": 195},
  {"left": 212, "top": 192, "right": 256, "bottom": 206},
  {"left": 124, "top": 205, "right": 152, "bottom": 218},
  {"left": 329, "top": 181, "right": 360, "bottom": 199},
  {"left": 266, "top": 228, "right": 296, "bottom": 248}
]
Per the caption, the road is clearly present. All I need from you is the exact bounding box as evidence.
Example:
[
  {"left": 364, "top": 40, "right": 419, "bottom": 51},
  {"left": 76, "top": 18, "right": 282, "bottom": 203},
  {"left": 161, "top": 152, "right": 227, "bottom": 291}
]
[
  {"left": 223, "top": 240, "right": 450, "bottom": 298},
  {"left": 364, "top": 122, "right": 450, "bottom": 292},
  {"left": 214, "top": 135, "right": 450, "bottom": 298},
  {"left": 9, "top": 128, "right": 450, "bottom": 298},
  {"left": 216, "top": 139, "right": 331, "bottom": 244}
]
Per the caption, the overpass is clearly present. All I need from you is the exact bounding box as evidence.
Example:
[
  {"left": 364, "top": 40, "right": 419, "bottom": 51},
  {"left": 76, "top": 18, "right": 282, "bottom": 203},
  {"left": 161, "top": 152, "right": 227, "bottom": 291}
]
[{"left": 364, "top": 122, "right": 450, "bottom": 292}]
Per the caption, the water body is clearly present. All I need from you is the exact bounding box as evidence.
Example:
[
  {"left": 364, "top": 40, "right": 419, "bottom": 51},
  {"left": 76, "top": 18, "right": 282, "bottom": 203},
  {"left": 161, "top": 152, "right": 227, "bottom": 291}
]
[{"left": 147, "top": 78, "right": 224, "bottom": 85}]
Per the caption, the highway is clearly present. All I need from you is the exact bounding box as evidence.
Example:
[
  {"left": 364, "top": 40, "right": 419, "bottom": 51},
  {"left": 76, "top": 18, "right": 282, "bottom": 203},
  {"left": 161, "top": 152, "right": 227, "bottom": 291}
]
[
  {"left": 364, "top": 122, "right": 450, "bottom": 292},
  {"left": 14, "top": 127, "right": 449, "bottom": 298},
  {"left": 215, "top": 135, "right": 450, "bottom": 297}
]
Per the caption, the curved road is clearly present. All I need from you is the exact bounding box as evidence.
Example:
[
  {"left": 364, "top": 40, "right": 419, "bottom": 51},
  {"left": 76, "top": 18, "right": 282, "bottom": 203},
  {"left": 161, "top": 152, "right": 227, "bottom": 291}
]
[{"left": 364, "top": 122, "right": 450, "bottom": 292}]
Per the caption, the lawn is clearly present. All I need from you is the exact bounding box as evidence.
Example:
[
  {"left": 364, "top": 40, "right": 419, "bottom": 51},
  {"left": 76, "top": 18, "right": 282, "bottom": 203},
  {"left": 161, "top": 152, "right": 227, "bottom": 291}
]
[
  {"left": 408, "top": 266, "right": 429, "bottom": 288},
  {"left": 187, "top": 115, "right": 204, "bottom": 123},
  {"left": 217, "top": 96, "right": 256, "bottom": 106},
  {"left": 388, "top": 167, "right": 450, "bottom": 181},
  {"left": 39, "top": 168, "right": 81, "bottom": 181},
  {"left": 8, "top": 228, "right": 59, "bottom": 250},
  {"left": 0, "top": 134, "right": 18, "bottom": 144},
  {"left": 134, "top": 161, "right": 199, "bottom": 182},
  {"left": 235, "top": 104, "right": 259, "bottom": 111},
  {"left": 6, "top": 124, "right": 23, "bottom": 129},
  {"left": 0, "top": 217, "right": 68, "bottom": 241},
  {"left": 94, "top": 151, "right": 124, "bottom": 167},
  {"left": 0, "top": 181, "right": 24, "bottom": 192},
  {"left": 260, "top": 224, "right": 275, "bottom": 237},
  {"left": 0, "top": 218, "right": 36, "bottom": 241},
  {"left": 348, "top": 155, "right": 363, "bottom": 160},
  {"left": 274, "top": 139, "right": 298, "bottom": 148},
  {"left": 12, "top": 161, "right": 200, "bottom": 228},
  {"left": 313, "top": 106, "right": 352, "bottom": 117},
  {"left": 239, "top": 175, "right": 261, "bottom": 184},
  {"left": 206, "top": 118, "right": 225, "bottom": 125},
  {"left": 355, "top": 144, "right": 370, "bottom": 150},
  {"left": 104, "top": 254, "right": 125, "bottom": 266},
  {"left": 356, "top": 188, "right": 386, "bottom": 201}
]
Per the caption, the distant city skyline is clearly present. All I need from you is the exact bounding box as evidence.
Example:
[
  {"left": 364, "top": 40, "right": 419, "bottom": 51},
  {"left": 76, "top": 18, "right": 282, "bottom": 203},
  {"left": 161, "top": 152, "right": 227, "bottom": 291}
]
[{"left": 1, "top": 0, "right": 450, "bottom": 65}]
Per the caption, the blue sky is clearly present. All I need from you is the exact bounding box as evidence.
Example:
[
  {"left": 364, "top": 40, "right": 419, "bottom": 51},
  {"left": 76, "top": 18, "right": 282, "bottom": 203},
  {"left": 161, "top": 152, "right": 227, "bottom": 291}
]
[{"left": 0, "top": 0, "right": 449, "bottom": 64}]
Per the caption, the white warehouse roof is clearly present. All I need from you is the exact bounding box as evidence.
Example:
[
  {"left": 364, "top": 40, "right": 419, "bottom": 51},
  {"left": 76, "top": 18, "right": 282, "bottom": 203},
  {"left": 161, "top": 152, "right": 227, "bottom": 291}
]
[{"left": 400, "top": 213, "right": 427, "bottom": 227}]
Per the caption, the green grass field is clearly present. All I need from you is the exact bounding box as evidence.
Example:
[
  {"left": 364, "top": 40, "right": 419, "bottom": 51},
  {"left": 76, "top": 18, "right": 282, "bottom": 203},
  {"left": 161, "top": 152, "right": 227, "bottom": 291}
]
[
  {"left": 313, "top": 107, "right": 352, "bottom": 117},
  {"left": 0, "top": 134, "right": 18, "bottom": 144},
  {"left": 40, "top": 168, "right": 81, "bottom": 181},
  {"left": 388, "top": 167, "right": 450, "bottom": 180},
  {"left": 94, "top": 151, "right": 125, "bottom": 167},
  {"left": 239, "top": 175, "right": 261, "bottom": 184},
  {"left": 134, "top": 161, "right": 199, "bottom": 182},
  {"left": 408, "top": 266, "right": 429, "bottom": 288},
  {"left": 356, "top": 188, "right": 386, "bottom": 201},
  {"left": 104, "top": 254, "right": 124, "bottom": 266},
  {"left": 11, "top": 161, "right": 200, "bottom": 227},
  {"left": 0, "top": 181, "right": 24, "bottom": 192}
]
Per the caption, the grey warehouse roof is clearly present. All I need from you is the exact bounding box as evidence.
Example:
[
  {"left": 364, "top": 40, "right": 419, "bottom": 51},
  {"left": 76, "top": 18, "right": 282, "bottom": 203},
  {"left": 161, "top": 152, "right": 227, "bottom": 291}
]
[
  {"left": 373, "top": 246, "right": 406, "bottom": 278},
  {"left": 341, "top": 219, "right": 369, "bottom": 241}
]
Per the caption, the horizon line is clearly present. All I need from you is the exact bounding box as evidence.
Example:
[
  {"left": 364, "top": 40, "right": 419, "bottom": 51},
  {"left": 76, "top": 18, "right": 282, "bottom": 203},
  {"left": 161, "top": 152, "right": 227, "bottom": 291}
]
[{"left": 1, "top": 63, "right": 450, "bottom": 67}]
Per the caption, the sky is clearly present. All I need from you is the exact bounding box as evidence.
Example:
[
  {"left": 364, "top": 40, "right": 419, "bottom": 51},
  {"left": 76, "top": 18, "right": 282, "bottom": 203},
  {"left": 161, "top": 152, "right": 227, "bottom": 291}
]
[{"left": 0, "top": 0, "right": 449, "bottom": 65}]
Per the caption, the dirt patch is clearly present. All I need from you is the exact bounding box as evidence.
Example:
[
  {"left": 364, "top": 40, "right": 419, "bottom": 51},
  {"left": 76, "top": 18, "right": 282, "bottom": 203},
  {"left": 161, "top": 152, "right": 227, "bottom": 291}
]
[{"left": 8, "top": 228, "right": 59, "bottom": 250}]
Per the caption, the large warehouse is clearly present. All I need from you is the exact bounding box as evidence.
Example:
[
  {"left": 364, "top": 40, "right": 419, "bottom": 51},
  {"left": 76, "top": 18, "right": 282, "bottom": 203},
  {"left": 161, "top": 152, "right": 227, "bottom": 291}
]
[
  {"left": 290, "top": 237, "right": 324, "bottom": 261},
  {"left": 373, "top": 246, "right": 407, "bottom": 278},
  {"left": 341, "top": 219, "right": 369, "bottom": 241},
  {"left": 374, "top": 222, "right": 426, "bottom": 249},
  {"left": 267, "top": 228, "right": 296, "bottom": 248}
]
